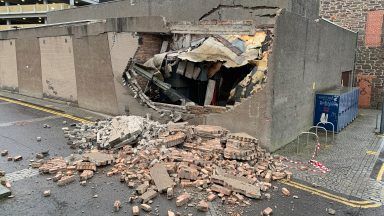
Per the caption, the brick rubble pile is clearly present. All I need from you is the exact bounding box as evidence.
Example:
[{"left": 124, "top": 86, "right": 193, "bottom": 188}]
[{"left": 34, "top": 115, "right": 292, "bottom": 214}]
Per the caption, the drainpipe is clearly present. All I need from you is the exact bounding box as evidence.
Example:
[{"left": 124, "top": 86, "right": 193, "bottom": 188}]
[
  {"left": 381, "top": 97, "right": 384, "bottom": 134},
  {"left": 351, "top": 31, "right": 359, "bottom": 87}
]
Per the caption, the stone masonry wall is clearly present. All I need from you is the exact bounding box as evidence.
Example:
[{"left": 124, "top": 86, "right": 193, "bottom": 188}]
[{"left": 321, "top": 0, "right": 384, "bottom": 108}]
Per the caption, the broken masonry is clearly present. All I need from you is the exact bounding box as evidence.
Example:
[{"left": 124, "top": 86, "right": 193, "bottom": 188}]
[{"left": 34, "top": 115, "right": 292, "bottom": 212}]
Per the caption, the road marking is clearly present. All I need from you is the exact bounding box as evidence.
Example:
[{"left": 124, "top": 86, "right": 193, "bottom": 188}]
[
  {"left": 0, "top": 96, "right": 92, "bottom": 124},
  {"left": 367, "top": 150, "right": 379, "bottom": 156},
  {"left": 280, "top": 179, "right": 382, "bottom": 208},
  {"left": 5, "top": 168, "right": 39, "bottom": 182},
  {"left": 0, "top": 115, "right": 62, "bottom": 127},
  {"left": 376, "top": 163, "right": 384, "bottom": 182}
]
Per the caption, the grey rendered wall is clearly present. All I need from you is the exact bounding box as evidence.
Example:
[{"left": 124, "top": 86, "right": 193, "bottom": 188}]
[
  {"left": 73, "top": 33, "right": 119, "bottom": 115},
  {"left": 16, "top": 38, "right": 43, "bottom": 98},
  {"left": 0, "top": 39, "right": 18, "bottom": 92},
  {"left": 39, "top": 36, "right": 77, "bottom": 102},
  {"left": 269, "top": 10, "right": 357, "bottom": 151},
  {"left": 206, "top": 86, "right": 272, "bottom": 150},
  {"left": 107, "top": 32, "right": 141, "bottom": 114},
  {"left": 47, "top": 0, "right": 318, "bottom": 24}
]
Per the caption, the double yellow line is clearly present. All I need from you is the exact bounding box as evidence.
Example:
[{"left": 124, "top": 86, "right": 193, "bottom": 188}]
[
  {"left": 280, "top": 179, "right": 381, "bottom": 208},
  {"left": 0, "top": 96, "right": 93, "bottom": 124}
]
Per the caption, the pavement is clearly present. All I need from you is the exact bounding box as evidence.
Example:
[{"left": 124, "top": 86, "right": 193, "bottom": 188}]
[
  {"left": 0, "top": 91, "right": 383, "bottom": 215},
  {"left": 277, "top": 109, "right": 384, "bottom": 203}
]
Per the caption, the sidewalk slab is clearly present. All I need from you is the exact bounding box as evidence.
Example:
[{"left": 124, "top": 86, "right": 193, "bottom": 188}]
[{"left": 277, "top": 109, "right": 384, "bottom": 202}]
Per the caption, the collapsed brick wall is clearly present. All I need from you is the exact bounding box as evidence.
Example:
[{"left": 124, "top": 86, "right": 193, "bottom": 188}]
[
  {"left": 321, "top": 0, "right": 384, "bottom": 108},
  {"left": 133, "top": 33, "right": 164, "bottom": 89},
  {"left": 134, "top": 33, "right": 164, "bottom": 64}
]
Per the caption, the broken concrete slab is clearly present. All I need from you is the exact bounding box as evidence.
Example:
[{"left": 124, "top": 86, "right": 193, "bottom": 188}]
[
  {"left": 150, "top": 163, "right": 174, "bottom": 193},
  {"left": 211, "top": 175, "right": 261, "bottom": 199},
  {"left": 82, "top": 150, "right": 114, "bottom": 166},
  {"left": 136, "top": 182, "right": 150, "bottom": 195},
  {"left": 140, "top": 189, "right": 158, "bottom": 203}
]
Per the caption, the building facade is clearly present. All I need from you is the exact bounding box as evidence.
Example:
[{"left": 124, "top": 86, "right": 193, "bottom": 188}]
[
  {"left": 321, "top": 0, "right": 384, "bottom": 109},
  {"left": 0, "top": 0, "right": 357, "bottom": 151}
]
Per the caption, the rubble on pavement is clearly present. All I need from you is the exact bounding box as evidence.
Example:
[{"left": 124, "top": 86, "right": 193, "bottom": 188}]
[{"left": 33, "top": 115, "right": 291, "bottom": 212}]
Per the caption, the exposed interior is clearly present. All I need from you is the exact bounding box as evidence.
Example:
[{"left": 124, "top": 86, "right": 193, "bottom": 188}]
[{"left": 125, "top": 30, "right": 273, "bottom": 110}]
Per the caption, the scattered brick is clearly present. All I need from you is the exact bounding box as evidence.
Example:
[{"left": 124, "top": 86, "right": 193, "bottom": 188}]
[
  {"left": 140, "top": 203, "right": 152, "bottom": 212},
  {"left": 196, "top": 200, "right": 209, "bottom": 212},
  {"left": 132, "top": 206, "right": 140, "bottom": 216},
  {"left": 211, "top": 184, "right": 232, "bottom": 196},
  {"left": 262, "top": 207, "right": 273, "bottom": 215},
  {"left": 80, "top": 170, "right": 94, "bottom": 181},
  {"left": 76, "top": 162, "right": 97, "bottom": 172},
  {"left": 282, "top": 187, "right": 290, "bottom": 196},
  {"left": 57, "top": 175, "right": 75, "bottom": 186},
  {"left": 207, "top": 193, "right": 216, "bottom": 201},
  {"left": 176, "top": 192, "right": 191, "bottom": 207}
]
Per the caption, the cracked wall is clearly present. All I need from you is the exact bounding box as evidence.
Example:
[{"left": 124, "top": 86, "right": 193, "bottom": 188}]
[{"left": 47, "top": 0, "right": 319, "bottom": 24}]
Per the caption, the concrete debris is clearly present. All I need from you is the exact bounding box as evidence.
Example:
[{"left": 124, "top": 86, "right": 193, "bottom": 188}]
[
  {"left": 136, "top": 182, "right": 150, "bottom": 195},
  {"left": 1, "top": 150, "right": 8, "bottom": 156},
  {"left": 36, "top": 116, "right": 291, "bottom": 210},
  {"left": 132, "top": 205, "right": 140, "bottom": 216},
  {"left": 140, "top": 189, "right": 158, "bottom": 203},
  {"left": 327, "top": 208, "right": 336, "bottom": 215},
  {"left": 150, "top": 163, "right": 174, "bottom": 193},
  {"left": 262, "top": 207, "right": 273, "bottom": 215},
  {"left": 43, "top": 190, "right": 51, "bottom": 197},
  {"left": 0, "top": 170, "right": 5, "bottom": 177},
  {"left": 167, "top": 187, "right": 174, "bottom": 199},
  {"left": 114, "top": 200, "right": 121, "bottom": 212},
  {"left": 82, "top": 150, "right": 114, "bottom": 166},
  {"left": 0, "top": 184, "right": 11, "bottom": 199},
  {"left": 13, "top": 156, "right": 23, "bottom": 161}
]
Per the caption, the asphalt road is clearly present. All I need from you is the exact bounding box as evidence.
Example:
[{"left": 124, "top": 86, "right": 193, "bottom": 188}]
[{"left": 0, "top": 100, "right": 383, "bottom": 216}]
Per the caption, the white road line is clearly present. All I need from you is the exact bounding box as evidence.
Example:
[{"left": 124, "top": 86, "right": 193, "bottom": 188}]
[{"left": 5, "top": 168, "right": 39, "bottom": 182}]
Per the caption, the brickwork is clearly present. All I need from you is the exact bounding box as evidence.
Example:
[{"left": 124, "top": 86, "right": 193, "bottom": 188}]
[
  {"left": 134, "top": 33, "right": 163, "bottom": 64},
  {"left": 321, "top": 0, "right": 384, "bottom": 108}
]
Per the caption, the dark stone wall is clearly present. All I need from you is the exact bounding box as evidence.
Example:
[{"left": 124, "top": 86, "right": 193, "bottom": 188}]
[{"left": 321, "top": 0, "right": 384, "bottom": 108}]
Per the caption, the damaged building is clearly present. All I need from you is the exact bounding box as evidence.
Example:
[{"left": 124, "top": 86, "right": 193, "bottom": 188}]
[{"left": 0, "top": 0, "right": 357, "bottom": 151}]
